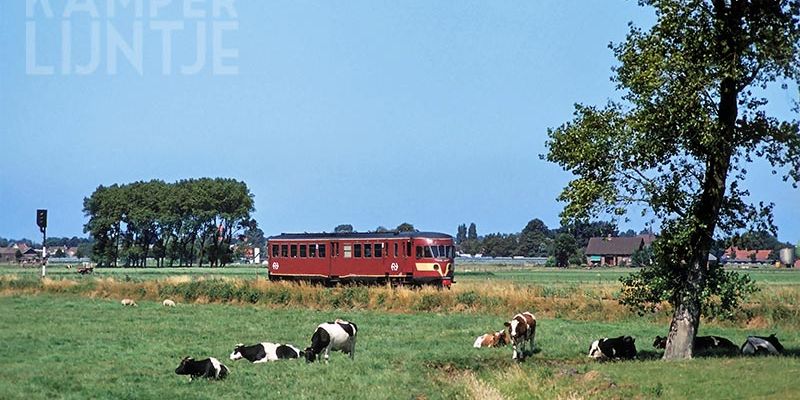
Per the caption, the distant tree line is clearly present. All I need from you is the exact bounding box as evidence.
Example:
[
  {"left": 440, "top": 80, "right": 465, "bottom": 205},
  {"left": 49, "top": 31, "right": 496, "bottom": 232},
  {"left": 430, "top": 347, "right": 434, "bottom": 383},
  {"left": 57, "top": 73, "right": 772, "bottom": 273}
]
[
  {"left": 83, "top": 178, "right": 255, "bottom": 267},
  {"left": 333, "top": 223, "right": 418, "bottom": 233},
  {"left": 455, "top": 220, "right": 620, "bottom": 263},
  {"left": 454, "top": 220, "right": 795, "bottom": 268}
]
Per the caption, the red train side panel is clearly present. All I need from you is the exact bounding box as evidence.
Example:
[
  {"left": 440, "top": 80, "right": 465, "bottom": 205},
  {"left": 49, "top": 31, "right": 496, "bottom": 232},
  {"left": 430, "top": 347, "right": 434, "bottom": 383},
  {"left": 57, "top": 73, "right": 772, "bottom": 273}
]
[{"left": 266, "top": 232, "right": 454, "bottom": 286}]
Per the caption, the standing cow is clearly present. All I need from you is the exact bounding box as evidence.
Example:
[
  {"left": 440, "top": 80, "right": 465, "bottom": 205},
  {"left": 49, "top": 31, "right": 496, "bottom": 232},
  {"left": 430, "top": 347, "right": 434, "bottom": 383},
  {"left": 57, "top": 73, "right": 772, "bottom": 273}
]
[
  {"left": 504, "top": 311, "right": 536, "bottom": 361},
  {"left": 304, "top": 320, "right": 358, "bottom": 363}
]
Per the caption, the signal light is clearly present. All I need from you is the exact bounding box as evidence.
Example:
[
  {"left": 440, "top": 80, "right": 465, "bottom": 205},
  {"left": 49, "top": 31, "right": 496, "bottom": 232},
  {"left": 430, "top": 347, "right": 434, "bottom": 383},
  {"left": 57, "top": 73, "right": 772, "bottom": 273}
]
[{"left": 36, "top": 209, "right": 47, "bottom": 230}]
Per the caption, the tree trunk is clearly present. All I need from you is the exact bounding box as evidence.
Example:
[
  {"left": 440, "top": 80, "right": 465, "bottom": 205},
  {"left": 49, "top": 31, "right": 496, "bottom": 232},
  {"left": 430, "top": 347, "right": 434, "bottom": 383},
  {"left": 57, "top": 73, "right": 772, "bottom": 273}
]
[{"left": 663, "top": 289, "right": 701, "bottom": 359}]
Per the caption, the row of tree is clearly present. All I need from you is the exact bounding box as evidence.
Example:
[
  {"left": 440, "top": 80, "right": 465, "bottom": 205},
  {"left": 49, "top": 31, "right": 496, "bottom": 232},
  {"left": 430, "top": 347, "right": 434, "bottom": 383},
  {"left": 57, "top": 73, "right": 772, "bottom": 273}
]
[
  {"left": 453, "top": 219, "right": 621, "bottom": 265},
  {"left": 83, "top": 178, "right": 255, "bottom": 267}
]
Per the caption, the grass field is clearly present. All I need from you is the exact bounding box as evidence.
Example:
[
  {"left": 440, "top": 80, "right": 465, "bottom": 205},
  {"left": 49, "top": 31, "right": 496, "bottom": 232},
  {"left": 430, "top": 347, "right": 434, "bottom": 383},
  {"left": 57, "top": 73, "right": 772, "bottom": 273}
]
[{"left": 1, "top": 266, "right": 799, "bottom": 399}]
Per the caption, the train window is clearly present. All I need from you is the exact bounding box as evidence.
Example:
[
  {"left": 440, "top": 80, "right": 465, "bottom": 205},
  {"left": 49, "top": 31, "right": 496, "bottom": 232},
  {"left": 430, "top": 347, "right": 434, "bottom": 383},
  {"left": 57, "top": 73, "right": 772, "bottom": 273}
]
[
  {"left": 375, "top": 243, "right": 383, "bottom": 258},
  {"left": 281, "top": 244, "right": 288, "bottom": 257},
  {"left": 299, "top": 245, "right": 307, "bottom": 258},
  {"left": 319, "top": 244, "right": 326, "bottom": 257},
  {"left": 334, "top": 242, "right": 339, "bottom": 257},
  {"left": 406, "top": 242, "right": 411, "bottom": 257},
  {"left": 416, "top": 246, "right": 422, "bottom": 259},
  {"left": 394, "top": 243, "right": 398, "bottom": 257},
  {"left": 309, "top": 244, "right": 317, "bottom": 257},
  {"left": 290, "top": 245, "right": 298, "bottom": 257},
  {"left": 343, "top": 244, "right": 352, "bottom": 258},
  {"left": 272, "top": 244, "right": 279, "bottom": 257},
  {"left": 354, "top": 244, "right": 362, "bottom": 258},
  {"left": 364, "top": 244, "right": 372, "bottom": 258}
]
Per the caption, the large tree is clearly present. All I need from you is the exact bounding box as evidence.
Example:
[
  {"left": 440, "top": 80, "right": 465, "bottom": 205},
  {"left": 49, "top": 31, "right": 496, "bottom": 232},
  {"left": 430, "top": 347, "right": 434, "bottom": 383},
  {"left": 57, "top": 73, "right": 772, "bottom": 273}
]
[{"left": 546, "top": 0, "right": 799, "bottom": 359}]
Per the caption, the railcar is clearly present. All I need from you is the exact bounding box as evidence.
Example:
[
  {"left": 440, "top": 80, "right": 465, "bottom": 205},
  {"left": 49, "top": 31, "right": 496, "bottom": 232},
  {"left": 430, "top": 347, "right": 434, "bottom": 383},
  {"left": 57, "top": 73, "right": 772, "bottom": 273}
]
[{"left": 266, "top": 231, "right": 455, "bottom": 287}]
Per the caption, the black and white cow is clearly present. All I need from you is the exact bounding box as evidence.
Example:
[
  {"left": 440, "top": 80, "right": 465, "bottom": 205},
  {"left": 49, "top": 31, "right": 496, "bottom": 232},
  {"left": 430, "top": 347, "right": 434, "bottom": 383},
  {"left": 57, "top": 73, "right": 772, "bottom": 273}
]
[
  {"left": 741, "top": 334, "right": 784, "bottom": 356},
  {"left": 504, "top": 311, "right": 536, "bottom": 361},
  {"left": 174, "top": 357, "right": 229, "bottom": 380},
  {"left": 304, "top": 319, "right": 358, "bottom": 363},
  {"left": 588, "top": 336, "right": 637, "bottom": 360},
  {"left": 229, "top": 342, "right": 303, "bottom": 362},
  {"left": 653, "top": 335, "right": 739, "bottom": 354}
]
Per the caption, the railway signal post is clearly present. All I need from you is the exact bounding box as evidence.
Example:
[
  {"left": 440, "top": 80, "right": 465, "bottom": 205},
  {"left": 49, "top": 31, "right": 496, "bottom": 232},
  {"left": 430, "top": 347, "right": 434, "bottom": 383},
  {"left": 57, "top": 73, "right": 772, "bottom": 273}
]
[{"left": 36, "top": 209, "right": 47, "bottom": 278}]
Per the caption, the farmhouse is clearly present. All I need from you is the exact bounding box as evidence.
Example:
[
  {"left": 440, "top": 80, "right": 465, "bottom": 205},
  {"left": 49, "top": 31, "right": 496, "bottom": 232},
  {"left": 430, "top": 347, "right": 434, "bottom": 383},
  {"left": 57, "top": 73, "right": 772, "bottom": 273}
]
[
  {"left": 0, "top": 247, "right": 17, "bottom": 263},
  {"left": 585, "top": 236, "right": 647, "bottom": 267},
  {"left": 721, "top": 247, "right": 773, "bottom": 266}
]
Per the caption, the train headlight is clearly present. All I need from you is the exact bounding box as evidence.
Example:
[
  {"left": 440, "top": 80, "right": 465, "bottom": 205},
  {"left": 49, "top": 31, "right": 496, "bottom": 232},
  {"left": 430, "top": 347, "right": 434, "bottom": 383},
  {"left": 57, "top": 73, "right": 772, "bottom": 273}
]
[{"left": 433, "top": 264, "right": 439, "bottom": 270}]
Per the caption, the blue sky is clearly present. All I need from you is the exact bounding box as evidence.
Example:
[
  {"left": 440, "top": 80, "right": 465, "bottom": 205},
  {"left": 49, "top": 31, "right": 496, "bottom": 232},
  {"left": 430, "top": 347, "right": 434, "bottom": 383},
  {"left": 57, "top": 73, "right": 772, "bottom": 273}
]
[{"left": 1, "top": 1, "right": 798, "bottom": 244}]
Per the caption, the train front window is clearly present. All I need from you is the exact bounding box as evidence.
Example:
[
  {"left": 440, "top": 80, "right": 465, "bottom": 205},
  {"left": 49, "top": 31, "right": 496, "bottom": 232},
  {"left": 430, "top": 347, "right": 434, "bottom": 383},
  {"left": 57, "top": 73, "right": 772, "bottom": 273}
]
[{"left": 424, "top": 245, "right": 455, "bottom": 259}]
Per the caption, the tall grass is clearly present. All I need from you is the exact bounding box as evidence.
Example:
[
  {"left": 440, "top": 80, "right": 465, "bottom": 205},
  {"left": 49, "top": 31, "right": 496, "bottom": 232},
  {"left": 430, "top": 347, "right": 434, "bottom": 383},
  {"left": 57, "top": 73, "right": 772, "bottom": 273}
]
[{"left": 2, "top": 275, "right": 799, "bottom": 329}]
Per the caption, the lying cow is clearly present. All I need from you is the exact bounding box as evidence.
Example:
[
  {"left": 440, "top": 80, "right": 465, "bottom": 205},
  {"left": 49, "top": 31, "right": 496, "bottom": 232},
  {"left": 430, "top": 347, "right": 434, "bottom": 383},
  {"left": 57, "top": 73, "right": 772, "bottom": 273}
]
[
  {"left": 305, "top": 319, "right": 358, "bottom": 363},
  {"left": 504, "top": 311, "right": 536, "bottom": 361},
  {"left": 653, "top": 335, "right": 738, "bottom": 354},
  {"left": 162, "top": 299, "right": 176, "bottom": 307},
  {"left": 174, "top": 357, "right": 229, "bottom": 380},
  {"left": 473, "top": 330, "right": 510, "bottom": 348},
  {"left": 588, "top": 336, "right": 637, "bottom": 360},
  {"left": 230, "top": 342, "right": 304, "bottom": 362},
  {"left": 741, "top": 334, "right": 784, "bottom": 356}
]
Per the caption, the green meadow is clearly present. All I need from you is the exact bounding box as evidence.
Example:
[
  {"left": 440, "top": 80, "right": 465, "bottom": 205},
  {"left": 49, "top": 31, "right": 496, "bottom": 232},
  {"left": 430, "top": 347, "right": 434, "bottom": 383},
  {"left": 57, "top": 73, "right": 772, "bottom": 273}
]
[{"left": 1, "top": 266, "right": 799, "bottom": 399}]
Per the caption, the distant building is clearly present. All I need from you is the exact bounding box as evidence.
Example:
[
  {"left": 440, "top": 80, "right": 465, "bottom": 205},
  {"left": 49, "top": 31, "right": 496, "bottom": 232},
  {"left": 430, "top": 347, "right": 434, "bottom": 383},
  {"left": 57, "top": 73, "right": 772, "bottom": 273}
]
[
  {"left": 0, "top": 247, "right": 18, "bottom": 263},
  {"left": 722, "top": 247, "right": 773, "bottom": 266},
  {"left": 585, "top": 236, "right": 646, "bottom": 266}
]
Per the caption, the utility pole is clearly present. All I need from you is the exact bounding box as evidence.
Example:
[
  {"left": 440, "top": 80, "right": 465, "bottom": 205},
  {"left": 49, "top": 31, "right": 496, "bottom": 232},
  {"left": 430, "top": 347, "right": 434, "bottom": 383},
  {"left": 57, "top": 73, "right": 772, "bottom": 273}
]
[{"left": 36, "top": 209, "right": 47, "bottom": 278}]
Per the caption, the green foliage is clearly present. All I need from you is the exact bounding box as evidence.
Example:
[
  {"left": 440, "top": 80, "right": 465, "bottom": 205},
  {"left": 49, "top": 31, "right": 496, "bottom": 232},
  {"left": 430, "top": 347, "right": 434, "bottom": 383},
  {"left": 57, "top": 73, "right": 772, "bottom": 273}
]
[
  {"left": 334, "top": 224, "right": 354, "bottom": 233},
  {"left": 455, "top": 224, "right": 467, "bottom": 244},
  {"left": 83, "top": 178, "right": 255, "bottom": 268},
  {"left": 517, "top": 219, "right": 553, "bottom": 257},
  {"left": 630, "top": 245, "right": 653, "bottom": 268},
  {"left": 553, "top": 233, "right": 578, "bottom": 268},
  {"left": 396, "top": 223, "right": 416, "bottom": 232},
  {"left": 546, "top": 0, "right": 800, "bottom": 357}
]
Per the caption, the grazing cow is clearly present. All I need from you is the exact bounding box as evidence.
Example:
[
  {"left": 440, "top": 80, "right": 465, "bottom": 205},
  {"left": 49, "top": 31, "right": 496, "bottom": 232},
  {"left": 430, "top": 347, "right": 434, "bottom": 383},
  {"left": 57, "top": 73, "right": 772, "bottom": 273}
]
[
  {"left": 653, "top": 335, "right": 738, "bottom": 354},
  {"left": 174, "top": 357, "right": 229, "bottom": 380},
  {"left": 304, "top": 320, "right": 358, "bottom": 363},
  {"left": 504, "top": 311, "right": 536, "bottom": 361},
  {"left": 588, "top": 336, "right": 637, "bottom": 360},
  {"left": 229, "top": 342, "right": 303, "bottom": 362},
  {"left": 741, "top": 334, "right": 784, "bottom": 356},
  {"left": 473, "top": 330, "right": 510, "bottom": 348},
  {"left": 120, "top": 298, "right": 138, "bottom": 307},
  {"left": 162, "top": 299, "right": 176, "bottom": 307}
]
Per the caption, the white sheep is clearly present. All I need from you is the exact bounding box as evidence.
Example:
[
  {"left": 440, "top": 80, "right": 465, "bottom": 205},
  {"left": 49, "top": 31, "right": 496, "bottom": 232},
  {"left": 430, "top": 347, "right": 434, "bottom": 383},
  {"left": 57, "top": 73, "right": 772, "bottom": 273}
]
[
  {"left": 162, "top": 299, "right": 176, "bottom": 307},
  {"left": 121, "top": 298, "right": 138, "bottom": 307}
]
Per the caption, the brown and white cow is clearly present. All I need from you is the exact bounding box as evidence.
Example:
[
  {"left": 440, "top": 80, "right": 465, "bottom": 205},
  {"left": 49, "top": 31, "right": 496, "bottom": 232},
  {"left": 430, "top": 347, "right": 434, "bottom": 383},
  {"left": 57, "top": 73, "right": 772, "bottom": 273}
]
[
  {"left": 473, "top": 330, "right": 510, "bottom": 348},
  {"left": 504, "top": 311, "right": 536, "bottom": 361}
]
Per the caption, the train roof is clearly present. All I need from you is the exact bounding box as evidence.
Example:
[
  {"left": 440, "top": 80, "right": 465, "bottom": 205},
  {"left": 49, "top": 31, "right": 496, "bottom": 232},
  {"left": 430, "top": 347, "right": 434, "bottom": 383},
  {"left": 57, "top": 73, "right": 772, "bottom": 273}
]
[{"left": 268, "top": 231, "right": 453, "bottom": 240}]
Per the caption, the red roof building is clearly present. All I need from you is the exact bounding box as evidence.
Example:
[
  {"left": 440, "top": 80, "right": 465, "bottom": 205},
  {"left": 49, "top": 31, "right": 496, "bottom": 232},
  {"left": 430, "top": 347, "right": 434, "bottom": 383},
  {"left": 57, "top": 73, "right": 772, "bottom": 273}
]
[{"left": 723, "top": 247, "right": 773, "bottom": 265}]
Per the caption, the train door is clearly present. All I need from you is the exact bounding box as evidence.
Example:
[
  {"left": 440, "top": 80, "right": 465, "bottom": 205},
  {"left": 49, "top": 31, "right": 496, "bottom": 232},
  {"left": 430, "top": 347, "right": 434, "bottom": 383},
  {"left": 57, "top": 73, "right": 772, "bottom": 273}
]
[{"left": 330, "top": 240, "right": 352, "bottom": 278}]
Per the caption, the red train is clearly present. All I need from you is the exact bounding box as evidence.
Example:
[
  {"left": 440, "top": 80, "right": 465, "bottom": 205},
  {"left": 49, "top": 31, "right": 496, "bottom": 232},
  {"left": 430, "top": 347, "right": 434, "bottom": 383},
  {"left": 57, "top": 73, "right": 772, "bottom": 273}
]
[{"left": 266, "top": 232, "right": 455, "bottom": 287}]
